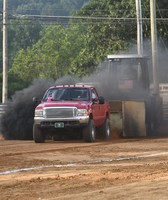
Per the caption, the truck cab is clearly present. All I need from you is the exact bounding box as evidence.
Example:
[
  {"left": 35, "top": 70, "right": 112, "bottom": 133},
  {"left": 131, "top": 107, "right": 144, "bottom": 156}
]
[{"left": 107, "top": 54, "right": 150, "bottom": 100}]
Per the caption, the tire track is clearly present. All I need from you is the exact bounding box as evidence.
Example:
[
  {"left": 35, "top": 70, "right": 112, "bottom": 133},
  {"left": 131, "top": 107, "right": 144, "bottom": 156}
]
[{"left": 1, "top": 151, "right": 168, "bottom": 175}]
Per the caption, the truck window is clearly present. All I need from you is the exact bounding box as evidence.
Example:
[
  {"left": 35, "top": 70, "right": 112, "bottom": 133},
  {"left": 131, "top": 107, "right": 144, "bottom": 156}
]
[
  {"left": 42, "top": 88, "right": 55, "bottom": 102},
  {"left": 43, "top": 88, "right": 90, "bottom": 101}
]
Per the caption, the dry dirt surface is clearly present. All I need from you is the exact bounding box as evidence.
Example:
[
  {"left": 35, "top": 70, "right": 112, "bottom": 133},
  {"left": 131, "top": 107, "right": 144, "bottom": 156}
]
[{"left": 1, "top": 135, "right": 168, "bottom": 200}]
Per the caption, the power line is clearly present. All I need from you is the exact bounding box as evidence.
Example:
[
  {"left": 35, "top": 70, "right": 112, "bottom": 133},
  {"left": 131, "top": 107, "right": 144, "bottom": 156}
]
[
  {"left": 0, "top": 10, "right": 167, "bottom": 22},
  {"left": 7, "top": 14, "right": 168, "bottom": 23}
]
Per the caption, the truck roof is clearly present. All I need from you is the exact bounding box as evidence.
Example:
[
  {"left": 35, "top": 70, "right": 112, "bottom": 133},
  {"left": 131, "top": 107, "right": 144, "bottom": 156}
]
[{"left": 49, "top": 84, "right": 95, "bottom": 89}]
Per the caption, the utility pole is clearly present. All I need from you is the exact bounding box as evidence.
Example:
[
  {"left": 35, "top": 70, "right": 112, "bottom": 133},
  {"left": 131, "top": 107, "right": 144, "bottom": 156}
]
[
  {"left": 2, "top": 0, "right": 8, "bottom": 103},
  {"left": 136, "top": 0, "right": 143, "bottom": 55},
  {"left": 150, "top": 0, "right": 159, "bottom": 94}
]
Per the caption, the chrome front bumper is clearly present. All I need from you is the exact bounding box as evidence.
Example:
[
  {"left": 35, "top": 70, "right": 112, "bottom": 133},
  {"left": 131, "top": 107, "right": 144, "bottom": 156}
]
[{"left": 34, "top": 116, "right": 89, "bottom": 126}]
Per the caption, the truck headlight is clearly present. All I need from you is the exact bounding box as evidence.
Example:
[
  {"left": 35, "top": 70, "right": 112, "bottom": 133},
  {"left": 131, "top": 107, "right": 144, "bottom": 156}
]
[
  {"left": 77, "top": 109, "right": 88, "bottom": 116},
  {"left": 35, "top": 109, "right": 43, "bottom": 117}
]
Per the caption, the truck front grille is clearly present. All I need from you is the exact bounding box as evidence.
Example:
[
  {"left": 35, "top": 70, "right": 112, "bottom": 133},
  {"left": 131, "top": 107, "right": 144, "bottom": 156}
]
[{"left": 44, "top": 107, "right": 77, "bottom": 118}]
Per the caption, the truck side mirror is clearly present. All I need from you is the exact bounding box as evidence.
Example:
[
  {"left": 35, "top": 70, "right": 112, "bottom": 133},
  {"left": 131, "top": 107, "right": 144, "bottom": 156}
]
[
  {"left": 99, "top": 96, "right": 105, "bottom": 104},
  {"left": 32, "top": 97, "right": 41, "bottom": 105}
]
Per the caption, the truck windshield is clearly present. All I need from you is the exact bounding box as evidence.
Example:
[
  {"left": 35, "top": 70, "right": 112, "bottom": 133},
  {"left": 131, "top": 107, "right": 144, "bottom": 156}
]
[{"left": 43, "top": 88, "right": 90, "bottom": 102}]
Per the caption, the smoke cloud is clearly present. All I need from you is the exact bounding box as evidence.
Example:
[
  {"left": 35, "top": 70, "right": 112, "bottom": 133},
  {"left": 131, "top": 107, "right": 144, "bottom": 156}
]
[
  {"left": 0, "top": 62, "right": 152, "bottom": 139},
  {"left": 0, "top": 79, "right": 54, "bottom": 139}
]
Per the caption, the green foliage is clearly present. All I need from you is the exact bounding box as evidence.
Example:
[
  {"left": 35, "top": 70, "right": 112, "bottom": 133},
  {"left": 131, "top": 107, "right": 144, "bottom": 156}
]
[
  {"left": 8, "top": 72, "right": 30, "bottom": 98},
  {"left": 9, "top": 19, "right": 42, "bottom": 51},
  {"left": 78, "top": 0, "right": 141, "bottom": 46},
  {"left": 8, "top": 19, "right": 42, "bottom": 66},
  {"left": 11, "top": 24, "right": 96, "bottom": 82}
]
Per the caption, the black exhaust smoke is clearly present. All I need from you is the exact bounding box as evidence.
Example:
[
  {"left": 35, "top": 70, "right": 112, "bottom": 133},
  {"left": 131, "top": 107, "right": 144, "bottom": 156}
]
[
  {"left": 0, "top": 79, "right": 54, "bottom": 139},
  {"left": 0, "top": 60, "right": 152, "bottom": 140}
]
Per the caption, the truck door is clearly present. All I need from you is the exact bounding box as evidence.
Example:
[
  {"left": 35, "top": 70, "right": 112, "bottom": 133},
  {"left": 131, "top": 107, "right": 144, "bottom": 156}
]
[{"left": 91, "top": 89, "right": 102, "bottom": 126}]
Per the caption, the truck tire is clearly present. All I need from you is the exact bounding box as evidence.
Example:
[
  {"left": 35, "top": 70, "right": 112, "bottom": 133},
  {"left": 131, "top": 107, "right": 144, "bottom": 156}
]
[
  {"left": 102, "top": 117, "right": 111, "bottom": 140},
  {"left": 83, "top": 119, "right": 96, "bottom": 142},
  {"left": 33, "top": 124, "right": 45, "bottom": 143}
]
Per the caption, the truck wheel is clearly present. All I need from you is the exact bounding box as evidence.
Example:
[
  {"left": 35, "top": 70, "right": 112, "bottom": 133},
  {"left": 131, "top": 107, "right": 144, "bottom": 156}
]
[
  {"left": 102, "top": 117, "right": 111, "bottom": 140},
  {"left": 83, "top": 119, "right": 96, "bottom": 142},
  {"left": 33, "top": 124, "right": 45, "bottom": 143}
]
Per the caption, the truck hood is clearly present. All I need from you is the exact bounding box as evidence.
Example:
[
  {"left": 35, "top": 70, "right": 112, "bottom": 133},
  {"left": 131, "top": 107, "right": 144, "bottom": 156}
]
[{"left": 36, "top": 101, "right": 90, "bottom": 110}]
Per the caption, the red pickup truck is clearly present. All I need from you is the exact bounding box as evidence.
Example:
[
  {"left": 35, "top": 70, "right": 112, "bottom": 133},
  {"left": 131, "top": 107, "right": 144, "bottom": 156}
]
[{"left": 33, "top": 84, "right": 111, "bottom": 143}]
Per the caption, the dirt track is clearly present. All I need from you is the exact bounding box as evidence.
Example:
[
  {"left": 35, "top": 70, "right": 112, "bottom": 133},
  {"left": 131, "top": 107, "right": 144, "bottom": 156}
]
[{"left": 1, "top": 135, "right": 168, "bottom": 200}]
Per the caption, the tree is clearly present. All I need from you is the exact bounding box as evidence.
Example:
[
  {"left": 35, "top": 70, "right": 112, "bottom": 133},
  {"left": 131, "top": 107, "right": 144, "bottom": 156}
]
[
  {"left": 9, "top": 0, "right": 168, "bottom": 84},
  {"left": 11, "top": 24, "right": 95, "bottom": 82},
  {"left": 8, "top": 19, "right": 42, "bottom": 65},
  {"left": 9, "top": 1, "right": 137, "bottom": 82}
]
